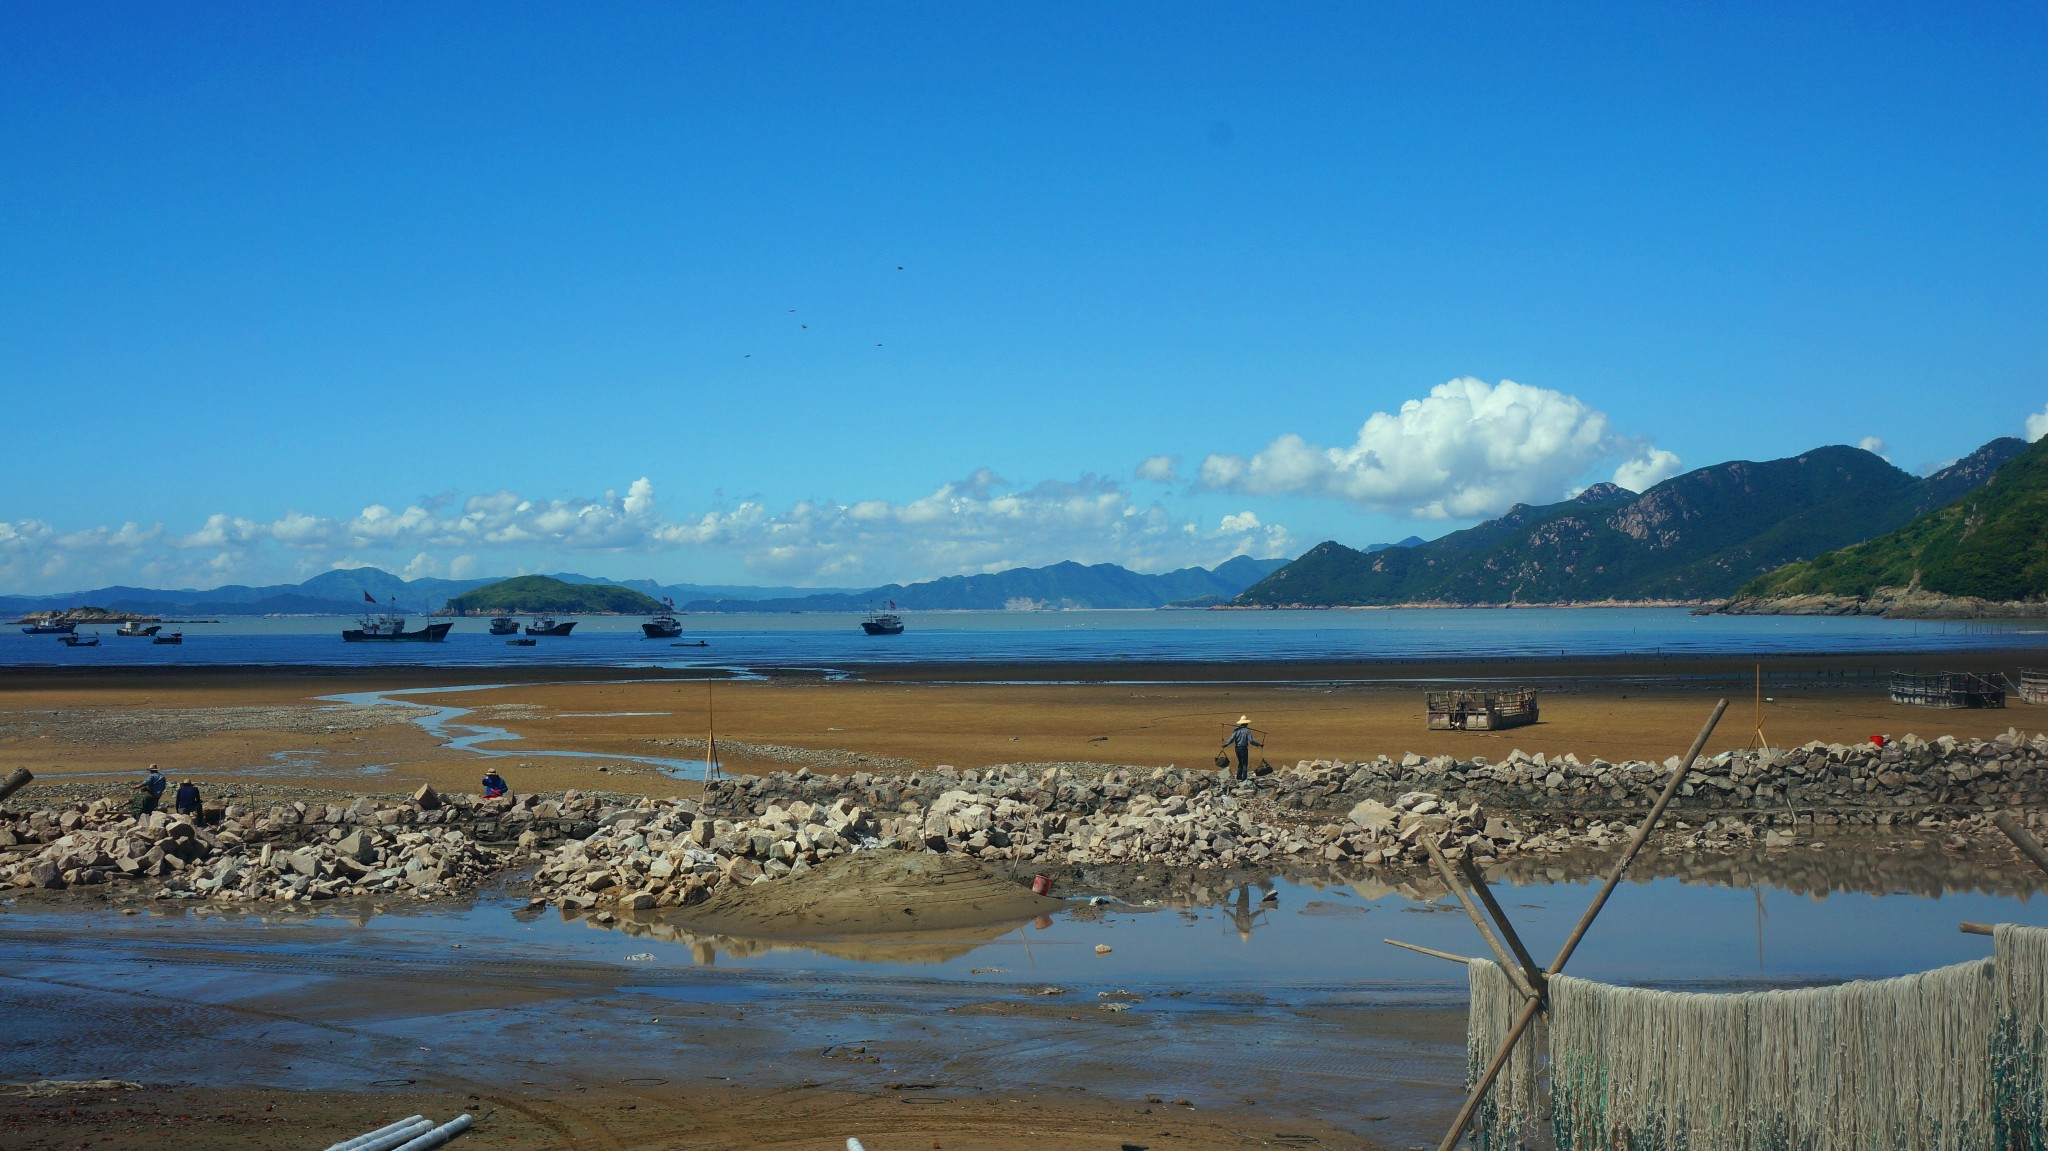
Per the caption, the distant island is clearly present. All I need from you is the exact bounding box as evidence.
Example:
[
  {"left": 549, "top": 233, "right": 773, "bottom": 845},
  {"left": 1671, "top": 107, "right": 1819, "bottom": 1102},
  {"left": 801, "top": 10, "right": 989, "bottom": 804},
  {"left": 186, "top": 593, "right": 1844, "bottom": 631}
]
[
  {"left": 440, "top": 576, "right": 666, "bottom": 616},
  {"left": 11, "top": 605, "right": 160, "bottom": 625},
  {"left": 1713, "top": 433, "right": 2048, "bottom": 618},
  {"left": 681, "top": 556, "right": 1288, "bottom": 613}
]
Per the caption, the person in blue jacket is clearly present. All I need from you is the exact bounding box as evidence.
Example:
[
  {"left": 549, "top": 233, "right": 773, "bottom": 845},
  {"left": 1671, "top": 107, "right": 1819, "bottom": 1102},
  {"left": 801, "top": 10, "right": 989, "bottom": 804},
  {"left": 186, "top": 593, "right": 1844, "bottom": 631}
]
[
  {"left": 174, "top": 779, "right": 202, "bottom": 817},
  {"left": 131, "top": 764, "right": 168, "bottom": 814},
  {"left": 481, "top": 770, "right": 509, "bottom": 799},
  {"left": 1220, "top": 716, "right": 1263, "bottom": 782}
]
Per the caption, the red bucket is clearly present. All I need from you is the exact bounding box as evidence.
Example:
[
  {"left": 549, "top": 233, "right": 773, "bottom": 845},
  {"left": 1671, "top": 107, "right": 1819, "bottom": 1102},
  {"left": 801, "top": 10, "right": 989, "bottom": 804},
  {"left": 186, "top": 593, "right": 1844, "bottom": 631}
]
[{"left": 1030, "top": 874, "right": 1052, "bottom": 896}]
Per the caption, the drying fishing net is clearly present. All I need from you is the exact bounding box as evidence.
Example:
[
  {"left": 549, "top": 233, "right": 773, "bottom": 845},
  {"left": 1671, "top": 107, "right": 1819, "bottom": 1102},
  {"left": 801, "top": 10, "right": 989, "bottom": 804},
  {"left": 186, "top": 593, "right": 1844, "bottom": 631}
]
[
  {"left": 1467, "top": 958, "right": 1540, "bottom": 1149},
  {"left": 1996, "top": 923, "right": 2048, "bottom": 1151},
  {"left": 1465, "top": 926, "right": 2048, "bottom": 1149},
  {"left": 1547, "top": 958, "right": 1998, "bottom": 1150}
]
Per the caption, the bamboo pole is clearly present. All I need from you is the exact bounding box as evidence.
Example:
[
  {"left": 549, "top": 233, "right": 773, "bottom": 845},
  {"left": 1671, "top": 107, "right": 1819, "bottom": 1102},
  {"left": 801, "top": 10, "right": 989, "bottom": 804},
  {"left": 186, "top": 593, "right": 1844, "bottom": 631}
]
[
  {"left": 1455, "top": 852, "right": 1547, "bottom": 997},
  {"left": 1424, "top": 837, "right": 1537, "bottom": 1001},
  {"left": 1994, "top": 812, "right": 2048, "bottom": 878},
  {"left": 0, "top": 767, "right": 32, "bottom": 805},
  {"left": 1385, "top": 938, "right": 1476, "bottom": 964},
  {"left": 1961, "top": 921, "right": 1994, "bottom": 936},
  {"left": 1432, "top": 698, "right": 1727, "bottom": 1151}
]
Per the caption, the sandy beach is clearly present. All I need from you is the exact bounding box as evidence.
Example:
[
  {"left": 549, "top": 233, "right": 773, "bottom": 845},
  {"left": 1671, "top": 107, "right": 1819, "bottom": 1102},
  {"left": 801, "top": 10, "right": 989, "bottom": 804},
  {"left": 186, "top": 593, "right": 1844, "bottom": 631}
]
[{"left": 2, "top": 653, "right": 2038, "bottom": 796}]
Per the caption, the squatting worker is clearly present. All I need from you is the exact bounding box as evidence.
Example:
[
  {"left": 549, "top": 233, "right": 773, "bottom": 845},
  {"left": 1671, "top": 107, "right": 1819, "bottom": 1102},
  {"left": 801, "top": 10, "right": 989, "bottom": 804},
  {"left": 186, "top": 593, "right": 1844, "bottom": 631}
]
[
  {"left": 1221, "top": 716, "right": 1263, "bottom": 782},
  {"left": 133, "top": 764, "right": 168, "bottom": 814},
  {"left": 174, "top": 779, "right": 201, "bottom": 817},
  {"left": 481, "top": 770, "right": 509, "bottom": 799}
]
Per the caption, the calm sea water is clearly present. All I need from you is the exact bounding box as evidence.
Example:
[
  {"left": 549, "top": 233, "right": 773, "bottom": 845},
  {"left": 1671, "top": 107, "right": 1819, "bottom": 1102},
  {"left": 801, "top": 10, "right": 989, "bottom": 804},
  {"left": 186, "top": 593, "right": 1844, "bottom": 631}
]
[{"left": 4, "top": 607, "right": 2045, "bottom": 670}]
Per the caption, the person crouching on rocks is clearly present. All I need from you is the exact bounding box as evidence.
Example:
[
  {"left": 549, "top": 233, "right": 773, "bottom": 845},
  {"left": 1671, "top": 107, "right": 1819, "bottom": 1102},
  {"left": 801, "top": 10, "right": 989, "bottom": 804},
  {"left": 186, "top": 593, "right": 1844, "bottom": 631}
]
[
  {"left": 131, "top": 764, "right": 168, "bottom": 815},
  {"left": 174, "top": 779, "right": 202, "bottom": 817},
  {"left": 481, "top": 770, "right": 510, "bottom": 799},
  {"left": 1221, "top": 716, "right": 1263, "bottom": 783}
]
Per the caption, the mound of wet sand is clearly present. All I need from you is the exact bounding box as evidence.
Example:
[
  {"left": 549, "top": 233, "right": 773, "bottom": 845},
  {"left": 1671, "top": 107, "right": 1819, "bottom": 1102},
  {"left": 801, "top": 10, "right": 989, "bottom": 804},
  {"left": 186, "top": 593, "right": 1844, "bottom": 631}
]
[{"left": 673, "top": 849, "right": 1060, "bottom": 938}]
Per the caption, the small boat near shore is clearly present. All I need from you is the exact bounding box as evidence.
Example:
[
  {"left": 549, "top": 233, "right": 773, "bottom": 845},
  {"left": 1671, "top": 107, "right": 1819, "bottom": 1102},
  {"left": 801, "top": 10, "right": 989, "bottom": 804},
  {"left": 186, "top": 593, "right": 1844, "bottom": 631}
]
[
  {"left": 669, "top": 640, "right": 709, "bottom": 648},
  {"left": 116, "top": 621, "right": 162, "bottom": 637},
  {"left": 152, "top": 632, "right": 183, "bottom": 645},
  {"left": 60, "top": 632, "right": 100, "bottom": 647},
  {"left": 20, "top": 620, "right": 76, "bottom": 635},
  {"left": 488, "top": 616, "right": 520, "bottom": 636},
  {"left": 506, "top": 637, "right": 537, "bottom": 647},
  {"left": 525, "top": 617, "right": 576, "bottom": 637},
  {"left": 343, "top": 608, "right": 453, "bottom": 643}
]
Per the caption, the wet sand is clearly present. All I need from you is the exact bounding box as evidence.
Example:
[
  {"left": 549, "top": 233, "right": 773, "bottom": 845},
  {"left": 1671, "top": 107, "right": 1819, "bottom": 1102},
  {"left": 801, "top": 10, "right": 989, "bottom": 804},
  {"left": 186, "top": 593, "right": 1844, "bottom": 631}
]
[
  {"left": 1, "top": 657, "right": 2039, "bottom": 794},
  {"left": 0, "top": 896, "right": 1458, "bottom": 1150}
]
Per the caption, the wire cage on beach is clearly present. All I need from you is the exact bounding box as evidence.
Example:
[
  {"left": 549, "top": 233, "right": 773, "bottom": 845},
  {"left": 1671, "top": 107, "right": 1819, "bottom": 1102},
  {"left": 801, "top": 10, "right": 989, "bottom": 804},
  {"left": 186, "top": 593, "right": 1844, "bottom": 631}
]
[
  {"left": 1426, "top": 687, "right": 1539, "bottom": 731},
  {"left": 1889, "top": 671, "right": 2009, "bottom": 709},
  {"left": 2021, "top": 668, "right": 2048, "bottom": 706}
]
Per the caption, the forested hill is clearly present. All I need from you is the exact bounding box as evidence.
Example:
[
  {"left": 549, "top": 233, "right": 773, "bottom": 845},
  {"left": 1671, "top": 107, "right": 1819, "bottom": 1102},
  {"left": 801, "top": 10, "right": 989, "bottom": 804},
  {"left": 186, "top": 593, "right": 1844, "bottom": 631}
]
[
  {"left": 1724, "top": 434, "right": 2048, "bottom": 613},
  {"left": 1232, "top": 437, "right": 2027, "bottom": 607},
  {"left": 442, "top": 576, "right": 665, "bottom": 615},
  {"left": 682, "top": 556, "right": 1289, "bottom": 612}
]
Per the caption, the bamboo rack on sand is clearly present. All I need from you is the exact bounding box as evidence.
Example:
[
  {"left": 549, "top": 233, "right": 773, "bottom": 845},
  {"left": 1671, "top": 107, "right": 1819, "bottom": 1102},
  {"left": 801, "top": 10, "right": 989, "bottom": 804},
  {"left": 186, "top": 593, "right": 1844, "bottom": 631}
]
[{"left": 1423, "top": 698, "right": 1729, "bottom": 1151}]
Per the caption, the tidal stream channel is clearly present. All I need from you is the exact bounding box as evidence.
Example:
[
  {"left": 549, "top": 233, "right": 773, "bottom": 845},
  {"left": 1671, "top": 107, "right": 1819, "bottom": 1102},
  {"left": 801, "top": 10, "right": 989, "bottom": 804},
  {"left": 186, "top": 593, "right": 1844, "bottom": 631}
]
[{"left": 4, "top": 842, "right": 2043, "bottom": 1147}]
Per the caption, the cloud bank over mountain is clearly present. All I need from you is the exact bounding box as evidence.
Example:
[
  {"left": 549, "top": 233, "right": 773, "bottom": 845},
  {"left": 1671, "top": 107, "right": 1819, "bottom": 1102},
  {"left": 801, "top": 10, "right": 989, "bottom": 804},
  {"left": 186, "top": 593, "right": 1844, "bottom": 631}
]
[
  {"left": 0, "top": 470, "right": 1292, "bottom": 594},
  {"left": 1197, "top": 378, "right": 1682, "bottom": 518}
]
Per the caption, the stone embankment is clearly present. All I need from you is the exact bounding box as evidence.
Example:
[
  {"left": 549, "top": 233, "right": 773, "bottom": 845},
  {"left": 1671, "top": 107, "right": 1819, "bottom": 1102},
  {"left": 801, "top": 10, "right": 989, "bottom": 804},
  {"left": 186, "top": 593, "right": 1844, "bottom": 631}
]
[
  {"left": 524, "top": 779, "right": 1509, "bottom": 914},
  {"left": 7, "top": 731, "right": 2040, "bottom": 910},
  {"left": 0, "top": 786, "right": 498, "bottom": 901}
]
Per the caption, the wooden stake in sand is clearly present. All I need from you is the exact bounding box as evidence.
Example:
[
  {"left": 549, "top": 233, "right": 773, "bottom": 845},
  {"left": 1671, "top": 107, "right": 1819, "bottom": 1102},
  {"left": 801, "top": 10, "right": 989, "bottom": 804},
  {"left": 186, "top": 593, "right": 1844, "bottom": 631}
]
[
  {"left": 705, "top": 678, "right": 721, "bottom": 785},
  {"left": 1433, "top": 698, "right": 1728, "bottom": 1151}
]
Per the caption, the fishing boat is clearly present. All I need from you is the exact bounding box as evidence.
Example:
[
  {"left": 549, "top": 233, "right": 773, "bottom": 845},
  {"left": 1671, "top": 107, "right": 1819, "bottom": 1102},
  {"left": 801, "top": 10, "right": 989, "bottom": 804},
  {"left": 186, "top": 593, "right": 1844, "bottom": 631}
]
[
  {"left": 59, "top": 632, "right": 100, "bottom": 647},
  {"left": 642, "top": 598, "right": 684, "bottom": 639},
  {"left": 525, "top": 617, "right": 576, "bottom": 636},
  {"left": 20, "top": 620, "right": 75, "bottom": 635},
  {"left": 488, "top": 616, "right": 520, "bottom": 635},
  {"left": 860, "top": 602, "right": 905, "bottom": 635},
  {"left": 116, "top": 621, "right": 162, "bottom": 637},
  {"left": 342, "top": 607, "right": 453, "bottom": 642},
  {"left": 153, "top": 632, "right": 184, "bottom": 645},
  {"left": 506, "top": 637, "right": 537, "bottom": 647}
]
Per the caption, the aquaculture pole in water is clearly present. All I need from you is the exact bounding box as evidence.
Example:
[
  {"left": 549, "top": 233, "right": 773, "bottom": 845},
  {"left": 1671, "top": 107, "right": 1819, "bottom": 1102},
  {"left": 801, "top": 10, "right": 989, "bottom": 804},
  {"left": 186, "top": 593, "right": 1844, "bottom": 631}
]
[{"left": 1432, "top": 698, "right": 1728, "bottom": 1151}]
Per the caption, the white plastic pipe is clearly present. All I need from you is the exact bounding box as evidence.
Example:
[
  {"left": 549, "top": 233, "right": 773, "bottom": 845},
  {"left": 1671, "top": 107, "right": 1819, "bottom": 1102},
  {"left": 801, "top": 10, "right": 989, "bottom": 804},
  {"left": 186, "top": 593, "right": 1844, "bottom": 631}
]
[
  {"left": 390, "top": 1112, "right": 475, "bottom": 1151},
  {"left": 347, "top": 1119, "right": 435, "bottom": 1151},
  {"left": 324, "top": 1116, "right": 430, "bottom": 1151}
]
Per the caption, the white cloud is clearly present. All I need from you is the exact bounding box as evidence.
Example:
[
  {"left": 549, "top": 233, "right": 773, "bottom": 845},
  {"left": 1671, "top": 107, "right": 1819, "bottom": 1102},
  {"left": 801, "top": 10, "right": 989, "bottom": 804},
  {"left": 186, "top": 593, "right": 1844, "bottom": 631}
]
[
  {"left": 1856, "top": 435, "right": 1888, "bottom": 456},
  {"left": 0, "top": 474, "right": 1295, "bottom": 593},
  {"left": 1135, "top": 454, "right": 1181, "bottom": 483},
  {"left": 2028, "top": 403, "right": 2048, "bottom": 443},
  {"left": 1197, "top": 377, "right": 1679, "bottom": 519},
  {"left": 1612, "top": 447, "right": 1683, "bottom": 492}
]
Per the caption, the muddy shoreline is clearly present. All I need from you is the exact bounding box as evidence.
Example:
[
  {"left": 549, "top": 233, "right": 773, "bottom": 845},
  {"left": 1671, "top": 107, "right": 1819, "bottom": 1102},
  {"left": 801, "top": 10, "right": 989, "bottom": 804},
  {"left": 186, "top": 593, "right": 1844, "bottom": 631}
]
[{"left": 2, "top": 644, "right": 2044, "bottom": 688}]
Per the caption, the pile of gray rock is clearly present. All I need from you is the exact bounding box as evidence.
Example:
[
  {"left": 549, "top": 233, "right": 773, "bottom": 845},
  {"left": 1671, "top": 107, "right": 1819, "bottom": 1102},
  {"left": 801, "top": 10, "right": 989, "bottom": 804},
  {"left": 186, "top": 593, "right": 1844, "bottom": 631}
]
[
  {"left": 1273, "top": 729, "right": 2047, "bottom": 819},
  {"left": 526, "top": 793, "right": 881, "bottom": 911},
  {"left": 527, "top": 768, "right": 1524, "bottom": 912},
  {"left": 0, "top": 788, "right": 497, "bottom": 902}
]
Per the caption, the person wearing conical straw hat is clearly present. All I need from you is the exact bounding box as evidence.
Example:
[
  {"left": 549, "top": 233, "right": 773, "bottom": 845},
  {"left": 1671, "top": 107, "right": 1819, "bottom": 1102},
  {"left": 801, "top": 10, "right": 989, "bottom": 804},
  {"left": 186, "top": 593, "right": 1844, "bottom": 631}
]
[{"left": 1220, "top": 715, "right": 1263, "bottom": 783}]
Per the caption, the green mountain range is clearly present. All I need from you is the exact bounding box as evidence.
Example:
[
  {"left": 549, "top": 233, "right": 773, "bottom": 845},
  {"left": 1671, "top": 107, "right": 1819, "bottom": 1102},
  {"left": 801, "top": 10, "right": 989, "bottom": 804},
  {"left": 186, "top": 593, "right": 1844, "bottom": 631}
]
[
  {"left": 1726, "top": 434, "right": 2048, "bottom": 613},
  {"left": 442, "top": 576, "right": 666, "bottom": 615},
  {"left": 1233, "top": 437, "right": 2026, "bottom": 607}
]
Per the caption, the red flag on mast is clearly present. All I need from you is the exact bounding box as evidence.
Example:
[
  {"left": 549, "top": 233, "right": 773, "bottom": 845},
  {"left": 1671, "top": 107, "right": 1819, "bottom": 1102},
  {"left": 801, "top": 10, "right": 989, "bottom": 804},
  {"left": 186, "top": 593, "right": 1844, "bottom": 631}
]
[{"left": 363, "top": 591, "right": 377, "bottom": 604}]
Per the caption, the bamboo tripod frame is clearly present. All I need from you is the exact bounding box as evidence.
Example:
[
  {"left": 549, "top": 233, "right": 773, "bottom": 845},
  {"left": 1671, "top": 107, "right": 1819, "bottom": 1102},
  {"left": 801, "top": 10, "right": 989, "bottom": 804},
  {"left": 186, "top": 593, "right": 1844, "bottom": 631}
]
[{"left": 1424, "top": 698, "right": 1729, "bottom": 1151}]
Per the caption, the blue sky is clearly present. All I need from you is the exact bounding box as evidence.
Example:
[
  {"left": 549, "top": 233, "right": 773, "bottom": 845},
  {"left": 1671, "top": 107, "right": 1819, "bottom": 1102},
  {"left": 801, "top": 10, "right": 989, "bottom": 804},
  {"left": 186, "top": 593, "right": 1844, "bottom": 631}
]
[{"left": 3, "top": 3, "right": 2044, "bottom": 593}]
